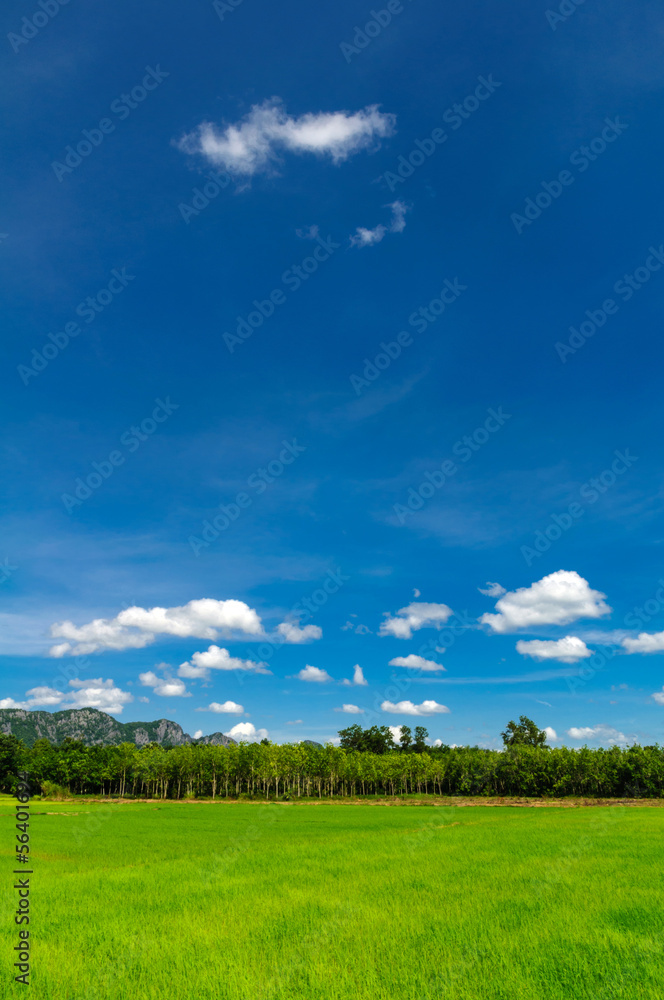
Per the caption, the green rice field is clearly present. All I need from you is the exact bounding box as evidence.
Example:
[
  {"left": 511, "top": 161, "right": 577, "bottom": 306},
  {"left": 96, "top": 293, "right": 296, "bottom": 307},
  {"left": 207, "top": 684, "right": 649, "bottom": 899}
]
[{"left": 2, "top": 797, "right": 663, "bottom": 999}]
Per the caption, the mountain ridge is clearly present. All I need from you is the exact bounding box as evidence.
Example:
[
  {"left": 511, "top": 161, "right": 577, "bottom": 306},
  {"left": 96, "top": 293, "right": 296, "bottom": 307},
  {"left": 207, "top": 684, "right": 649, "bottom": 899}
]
[{"left": 0, "top": 707, "right": 237, "bottom": 747}]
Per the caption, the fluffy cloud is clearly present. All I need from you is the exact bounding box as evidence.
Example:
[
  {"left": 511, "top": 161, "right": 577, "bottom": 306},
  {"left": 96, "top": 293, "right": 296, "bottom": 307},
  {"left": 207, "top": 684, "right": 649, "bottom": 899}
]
[
  {"left": 515, "top": 636, "right": 592, "bottom": 664},
  {"left": 193, "top": 730, "right": 203, "bottom": 739},
  {"left": 177, "top": 645, "right": 270, "bottom": 680},
  {"left": 197, "top": 701, "right": 244, "bottom": 715},
  {"left": 178, "top": 98, "right": 396, "bottom": 177},
  {"left": 297, "top": 665, "right": 332, "bottom": 683},
  {"left": 379, "top": 602, "right": 453, "bottom": 639},
  {"left": 0, "top": 686, "right": 65, "bottom": 710},
  {"left": 566, "top": 724, "right": 634, "bottom": 745},
  {"left": 341, "top": 664, "right": 368, "bottom": 686},
  {"left": 49, "top": 598, "right": 264, "bottom": 657},
  {"left": 139, "top": 670, "right": 191, "bottom": 697},
  {"left": 67, "top": 678, "right": 133, "bottom": 715},
  {"left": 480, "top": 571, "right": 611, "bottom": 634},
  {"left": 388, "top": 725, "right": 404, "bottom": 742},
  {"left": 652, "top": 688, "right": 664, "bottom": 705},
  {"left": 381, "top": 699, "right": 450, "bottom": 716},
  {"left": 227, "top": 722, "right": 269, "bottom": 742},
  {"left": 478, "top": 582, "right": 506, "bottom": 597},
  {"left": 350, "top": 200, "right": 408, "bottom": 248},
  {"left": 1, "top": 679, "right": 134, "bottom": 715},
  {"left": 389, "top": 654, "right": 445, "bottom": 672},
  {"left": 334, "top": 704, "right": 364, "bottom": 714},
  {"left": 544, "top": 727, "right": 560, "bottom": 742},
  {"left": 622, "top": 631, "right": 664, "bottom": 654},
  {"left": 276, "top": 622, "right": 323, "bottom": 643}
]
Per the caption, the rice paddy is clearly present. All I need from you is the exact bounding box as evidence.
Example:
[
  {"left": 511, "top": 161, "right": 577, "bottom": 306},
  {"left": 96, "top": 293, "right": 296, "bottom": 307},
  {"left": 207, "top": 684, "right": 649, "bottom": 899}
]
[{"left": 2, "top": 797, "right": 662, "bottom": 999}]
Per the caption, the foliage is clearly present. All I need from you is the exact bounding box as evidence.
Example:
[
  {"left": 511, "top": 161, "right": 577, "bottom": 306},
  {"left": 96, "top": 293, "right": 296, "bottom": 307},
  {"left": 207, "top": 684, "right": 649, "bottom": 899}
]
[
  {"left": 501, "top": 714, "right": 548, "bottom": 748},
  {"left": 0, "top": 734, "right": 663, "bottom": 799}
]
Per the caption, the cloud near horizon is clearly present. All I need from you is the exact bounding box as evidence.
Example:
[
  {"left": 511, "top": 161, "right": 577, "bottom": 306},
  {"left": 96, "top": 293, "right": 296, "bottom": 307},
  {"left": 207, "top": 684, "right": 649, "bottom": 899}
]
[
  {"left": 480, "top": 571, "right": 611, "bottom": 633},
  {"left": 381, "top": 699, "right": 450, "bottom": 716},
  {"left": 341, "top": 664, "right": 368, "bottom": 686},
  {"left": 178, "top": 98, "right": 396, "bottom": 177},
  {"left": 0, "top": 678, "right": 133, "bottom": 715}
]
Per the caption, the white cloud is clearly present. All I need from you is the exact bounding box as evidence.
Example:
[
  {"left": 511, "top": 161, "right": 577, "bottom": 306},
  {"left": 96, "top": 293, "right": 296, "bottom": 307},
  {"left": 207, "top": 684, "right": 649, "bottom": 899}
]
[
  {"left": 177, "top": 645, "right": 270, "bottom": 680},
  {"left": 0, "top": 679, "right": 133, "bottom": 715},
  {"left": 341, "top": 664, "right": 368, "bottom": 686},
  {"left": 544, "top": 726, "right": 560, "bottom": 742},
  {"left": 66, "top": 678, "right": 133, "bottom": 715},
  {"left": 431, "top": 738, "right": 445, "bottom": 747},
  {"left": 566, "top": 724, "right": 635, "bottom": 745},
  {"left": 139, "top": 670, "right": 191, "bottom": 697},
  {"left": 379, "top": 602, "right": 453, "bottom": 639},
  {"left": 227, "top": 722, "right": 269, "bottom": 742},
  {"left": 49, "top": 598, "right": 264, "bottom": 657},
  {"left": 341, "top": 621, "right": 372, "bottom": 635},
  {"left": 197, "top": 701, "right": 244, "bottom": 715},
  {"left": 381, "top": 699, "right": 450, "bottom": 716},
  {"left": 389, "top": 654, "right": 445, "bottom": 672},
  {"left": 478, "top": 582, "right": 506, "bottom": 597},
  {"left": 622, "top": 631, "right": 664, "bottom": 654},
  {"left": 193, "top": 729, "right": 203, "bottom": 739},
  {"left": 350, "top": 201, "right": 409, "bottom": 248},
  {"left": 334, "top": 704, "right": 364, "bottom": 714},
  {"left": 276, "top": 622, "right": 323, "bottom": 644},
  {"left": 480, "top": 571, "right": 611, "bottom": 634},
  {"left": 297, "top": 665, "right": 332, "bottom": 683},
  {"left": 388, "top": 725, "right": 403, "bottom": 742},
  {"left": 286, "top": 719, "right": 303, "bottom": 725},
  {"left": 178, "top": 98, "right": 396, "bottom": 177},
  {"left": 138, "top": 696, "right": 150, "bottom": 704},
  {"left": 652, "top": 688, "right": 664, "bottom": 705},
  {"left": 515, "top": 636, "right": 592, "bottom": 664}
]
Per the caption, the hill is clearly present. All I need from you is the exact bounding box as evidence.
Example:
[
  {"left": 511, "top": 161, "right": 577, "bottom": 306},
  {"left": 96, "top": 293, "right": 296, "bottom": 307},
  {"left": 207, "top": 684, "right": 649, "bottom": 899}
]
[{"left": 0, "top": 707, "right": 236, "bottom": 748}]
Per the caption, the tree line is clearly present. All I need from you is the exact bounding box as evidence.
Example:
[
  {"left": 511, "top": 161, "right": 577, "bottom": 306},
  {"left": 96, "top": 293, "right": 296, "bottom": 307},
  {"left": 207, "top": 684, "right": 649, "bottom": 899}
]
[{"left": 0, "top": 718, "right": 662, "bottom": 799}]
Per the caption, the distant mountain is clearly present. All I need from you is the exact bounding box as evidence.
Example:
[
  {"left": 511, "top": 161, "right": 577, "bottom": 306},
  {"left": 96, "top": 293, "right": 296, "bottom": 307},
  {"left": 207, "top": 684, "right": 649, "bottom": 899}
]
[{"left": 0, "top": 708, "right": 237, "bottom": 748}]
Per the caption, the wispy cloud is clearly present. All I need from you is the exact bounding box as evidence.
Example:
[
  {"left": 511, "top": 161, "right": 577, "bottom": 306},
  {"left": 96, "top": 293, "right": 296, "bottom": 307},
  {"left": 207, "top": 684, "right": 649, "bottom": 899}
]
[
  {"left": 350, "top": 200, "right": 409, "bottom": 248},
  {"left": 178, "top": 98, "right": 395, "bottom": 177}
]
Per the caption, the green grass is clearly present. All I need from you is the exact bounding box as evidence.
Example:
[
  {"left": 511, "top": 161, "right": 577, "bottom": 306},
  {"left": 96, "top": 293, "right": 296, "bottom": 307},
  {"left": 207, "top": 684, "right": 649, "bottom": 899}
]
[{"left": 1, "top": 797, "right": 663, "bottom": 998}]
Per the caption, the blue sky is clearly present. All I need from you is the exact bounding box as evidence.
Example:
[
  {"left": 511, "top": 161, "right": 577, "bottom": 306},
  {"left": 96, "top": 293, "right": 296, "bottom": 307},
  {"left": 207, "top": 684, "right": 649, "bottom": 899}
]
[{"left": 2, "top": 0, "right": 664, "bottom": 748}]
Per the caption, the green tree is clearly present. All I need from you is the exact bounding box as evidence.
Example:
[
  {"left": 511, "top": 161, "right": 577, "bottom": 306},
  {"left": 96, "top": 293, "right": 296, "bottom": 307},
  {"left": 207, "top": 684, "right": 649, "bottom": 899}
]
[
  {"left": 399, "top": 726, "right": 413, "bottom": 753},
  {"left": 413, "top": 726, "right": 429, "bottom": 754},
  {"left": 501, "top": 716, "right": 547, "bottom": 748}
]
